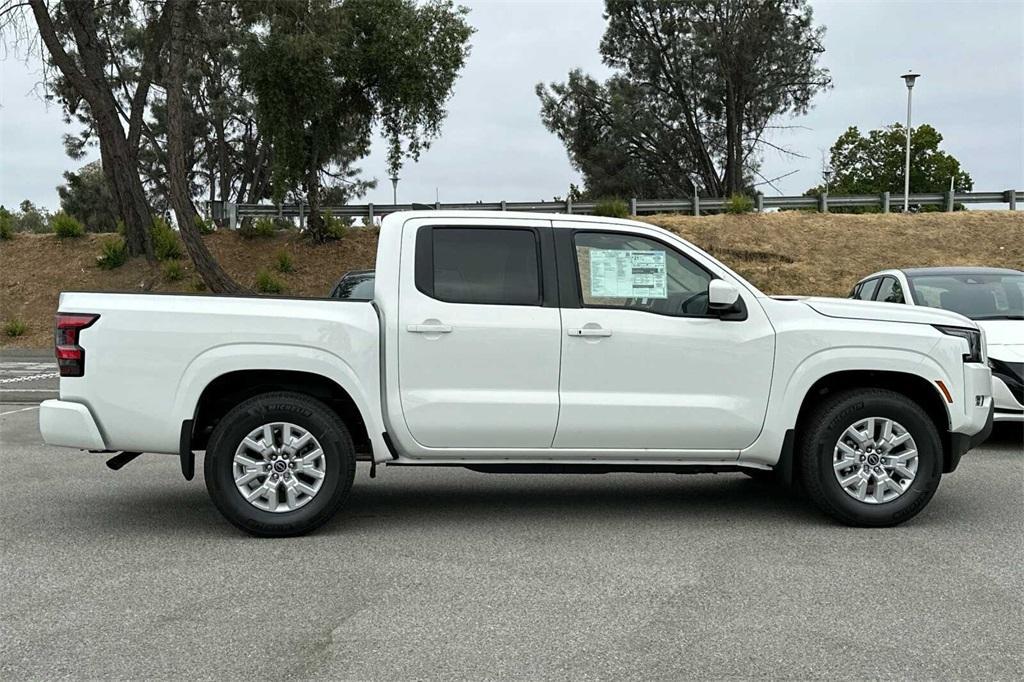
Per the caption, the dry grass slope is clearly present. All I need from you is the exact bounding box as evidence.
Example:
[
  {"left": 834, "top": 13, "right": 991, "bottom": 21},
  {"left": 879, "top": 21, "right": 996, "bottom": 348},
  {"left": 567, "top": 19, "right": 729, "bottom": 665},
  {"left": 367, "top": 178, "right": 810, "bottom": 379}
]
[
  {"left": 2, "top": 211, "right": 1021, "bottom": 349},
  {"left": 644, "top": 211, "right": 1023, "bottom": 298},
  {"left": 1, "top": 230, "right": 379, "bottom": 348}
]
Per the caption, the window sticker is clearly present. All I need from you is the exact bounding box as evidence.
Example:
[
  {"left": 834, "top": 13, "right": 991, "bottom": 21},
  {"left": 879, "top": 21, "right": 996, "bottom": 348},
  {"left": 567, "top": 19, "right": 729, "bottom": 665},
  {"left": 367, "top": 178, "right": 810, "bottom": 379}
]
[{"left": 589, "top": 249, "right": 667, "bottom": 299}]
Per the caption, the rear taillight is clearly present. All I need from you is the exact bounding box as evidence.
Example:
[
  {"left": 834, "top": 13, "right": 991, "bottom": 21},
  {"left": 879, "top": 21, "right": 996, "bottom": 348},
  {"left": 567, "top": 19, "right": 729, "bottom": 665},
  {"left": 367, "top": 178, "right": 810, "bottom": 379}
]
[{"left": 54, "top": 313, "right": 99, "bottom": 377}]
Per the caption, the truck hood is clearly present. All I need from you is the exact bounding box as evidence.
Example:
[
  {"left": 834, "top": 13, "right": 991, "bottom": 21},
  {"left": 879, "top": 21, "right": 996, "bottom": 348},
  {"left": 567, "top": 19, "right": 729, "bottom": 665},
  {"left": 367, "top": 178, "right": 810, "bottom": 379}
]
[
  {"left": 977, "top": 320, "right": 1023, "bottom": 360},
  {"left": 774, "top": 296, "right": 978, "bottom": 328}
]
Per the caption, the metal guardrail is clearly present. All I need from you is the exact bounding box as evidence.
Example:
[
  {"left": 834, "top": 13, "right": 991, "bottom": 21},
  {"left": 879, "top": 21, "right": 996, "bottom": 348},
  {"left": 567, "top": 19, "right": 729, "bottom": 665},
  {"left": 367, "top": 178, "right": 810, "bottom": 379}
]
[{"left": 214, "top": 189, "right": 1019, "bottom": 227}]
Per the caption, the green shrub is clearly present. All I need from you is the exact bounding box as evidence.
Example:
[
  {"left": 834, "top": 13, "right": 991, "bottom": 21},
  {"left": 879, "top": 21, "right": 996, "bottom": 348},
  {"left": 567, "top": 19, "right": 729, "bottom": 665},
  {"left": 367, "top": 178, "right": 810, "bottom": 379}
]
[
  {"left": 196, "top": 215, "right": 216, "bottom": 235},
  {"left": 4, "top": 319, "right": 27, "bottom": 337},
  {"left": 0, "top": 207, "right": 13, "bottom": 240},
  {"left": 256, "top": 269, "right": 284, "bottom": 294},
  {"left": 51, "top": 212, "right": 86, "bottom": 239},
  {"left": 274, "top": 249, "right": 294, "bottom": 273},
  {"left": 189, "top": 278, "right": 207, "bottom": 292},
  {"left": 724, "top": 194, "right": 754, "bottom": 214},
  {"left": 151, "top": 217, "right": 182, "bottom": 260},
  {"left": 322, "top": 211, "right": 351, "bottom": 240},
  {"left": 163, "top": 261, "right": 184, "bottom": 282},
  {"left": 593, "top": 198, "right": 630, "bottom": 219},
  {"left": 252, "top": 218, "right": 277, "bottom": 238},
  {"left": 96, "top": 236, "right": 128, "bottom": 270}
]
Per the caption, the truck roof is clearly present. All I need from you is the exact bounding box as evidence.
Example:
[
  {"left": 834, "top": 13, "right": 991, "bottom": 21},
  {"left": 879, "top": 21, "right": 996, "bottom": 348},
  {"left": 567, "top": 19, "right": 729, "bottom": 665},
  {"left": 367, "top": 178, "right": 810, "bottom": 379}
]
[
  {"left": 900, "top": 266, "right": 1023, "bottom": 277},
  {"left": 381, "top": 210, "right": 651, "bottom": 229}
]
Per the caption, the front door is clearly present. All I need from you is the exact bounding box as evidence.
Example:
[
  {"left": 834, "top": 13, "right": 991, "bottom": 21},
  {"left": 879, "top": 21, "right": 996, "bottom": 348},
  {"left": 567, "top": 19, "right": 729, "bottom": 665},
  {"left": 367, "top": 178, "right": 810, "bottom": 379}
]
[
  {"left": 553, "top": 226, "right": 775, "bottom": 452},
  {"left": 397, "top": 220, "right": 561, "bottom": 449}
]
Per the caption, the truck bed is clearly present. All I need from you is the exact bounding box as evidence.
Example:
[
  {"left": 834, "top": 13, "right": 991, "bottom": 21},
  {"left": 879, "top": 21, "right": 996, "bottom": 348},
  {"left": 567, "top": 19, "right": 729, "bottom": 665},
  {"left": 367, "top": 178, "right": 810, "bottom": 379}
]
[{"left": 54, "top": 291, "right": 382, "bottom": 454}]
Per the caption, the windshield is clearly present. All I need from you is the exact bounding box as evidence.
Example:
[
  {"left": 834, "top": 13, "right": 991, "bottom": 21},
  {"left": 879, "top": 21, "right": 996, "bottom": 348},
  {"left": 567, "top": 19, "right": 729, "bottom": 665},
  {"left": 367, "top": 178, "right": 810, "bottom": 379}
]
[{"left": 907, "top": 273, "right": 1024, "bottom": 320}]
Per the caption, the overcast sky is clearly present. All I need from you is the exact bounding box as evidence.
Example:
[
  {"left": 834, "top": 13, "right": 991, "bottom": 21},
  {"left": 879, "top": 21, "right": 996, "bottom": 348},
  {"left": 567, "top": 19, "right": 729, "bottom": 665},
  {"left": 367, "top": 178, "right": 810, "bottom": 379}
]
[{"left": 1, "top": 0, "right": 1021, "bottom": 211}]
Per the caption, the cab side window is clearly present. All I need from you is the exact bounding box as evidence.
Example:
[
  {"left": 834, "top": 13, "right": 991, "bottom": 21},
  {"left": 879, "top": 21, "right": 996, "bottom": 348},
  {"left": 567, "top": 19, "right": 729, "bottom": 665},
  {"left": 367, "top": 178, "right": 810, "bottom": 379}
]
[
  {"left": 875, "top": 276, "right": 905, "bottom": 304},
  {"left": 573, "top": 232, "right": 713, "bottom": 317}
]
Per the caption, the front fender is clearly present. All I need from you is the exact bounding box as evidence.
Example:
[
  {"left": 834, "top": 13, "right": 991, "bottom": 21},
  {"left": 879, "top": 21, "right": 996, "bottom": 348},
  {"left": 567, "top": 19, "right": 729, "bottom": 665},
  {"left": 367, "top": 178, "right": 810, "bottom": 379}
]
[
  {"left": 740, "top": 344, "right": 952, "bottom": 466},
  {"left": 779, "top": 345, "right": 952, "bottom": 429}
]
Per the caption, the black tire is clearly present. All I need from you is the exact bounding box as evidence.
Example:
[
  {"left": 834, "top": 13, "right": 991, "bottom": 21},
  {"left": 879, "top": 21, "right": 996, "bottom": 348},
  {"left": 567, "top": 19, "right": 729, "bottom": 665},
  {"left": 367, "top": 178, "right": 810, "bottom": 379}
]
[
  {"left": 204, "top": 391, "right": 356, "bottom": 537},
  {"left": 798, "top": 388, "right": 942, "bottom": 527}
]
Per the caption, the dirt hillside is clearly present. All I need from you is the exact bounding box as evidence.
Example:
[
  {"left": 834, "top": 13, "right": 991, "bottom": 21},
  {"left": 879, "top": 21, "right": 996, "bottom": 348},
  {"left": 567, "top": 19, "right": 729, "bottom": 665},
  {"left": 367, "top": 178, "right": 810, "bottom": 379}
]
[
  {"left": 649, "top": 211, "right": 1022, "bottom": 297},
  {"left": 2, "top": 211, "right": 1021, "bottom": 349}
]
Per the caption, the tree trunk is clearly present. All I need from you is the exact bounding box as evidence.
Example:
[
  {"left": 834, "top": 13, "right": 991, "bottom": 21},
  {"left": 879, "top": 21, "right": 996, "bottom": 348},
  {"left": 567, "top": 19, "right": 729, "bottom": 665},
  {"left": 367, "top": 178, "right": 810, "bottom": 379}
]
[
  {"left": 723, "top": 90, "right": 741, "bottom": 196},
  {"left": 30, "top": 0, "right": 155, "bottom": 259},
  {"left": 166, "top": 0, "right": 246, "bottom": 294},
  {"left": 304, "top": 153, "right": 325, "bottom": 243}
]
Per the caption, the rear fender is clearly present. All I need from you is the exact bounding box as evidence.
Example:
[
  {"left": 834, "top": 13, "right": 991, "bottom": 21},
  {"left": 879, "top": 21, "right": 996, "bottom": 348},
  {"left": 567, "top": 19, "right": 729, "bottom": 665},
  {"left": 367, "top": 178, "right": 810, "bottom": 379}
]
[{"left": 172, "top": 343, "right": 388, "bottom": 463}]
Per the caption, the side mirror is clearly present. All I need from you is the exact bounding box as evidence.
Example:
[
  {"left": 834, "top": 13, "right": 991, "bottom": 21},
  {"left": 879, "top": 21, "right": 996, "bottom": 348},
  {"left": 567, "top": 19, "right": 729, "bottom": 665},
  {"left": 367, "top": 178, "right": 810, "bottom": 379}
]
[{"left": 708, "top": 279, "right": 741, "bottom": 313}]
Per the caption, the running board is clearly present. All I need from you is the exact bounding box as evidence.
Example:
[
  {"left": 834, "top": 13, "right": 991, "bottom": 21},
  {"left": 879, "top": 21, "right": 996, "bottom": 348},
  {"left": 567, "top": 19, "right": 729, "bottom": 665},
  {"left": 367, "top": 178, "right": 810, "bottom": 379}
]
[{"left": 393, "top": 462, "right": 755, "bottom": 475}]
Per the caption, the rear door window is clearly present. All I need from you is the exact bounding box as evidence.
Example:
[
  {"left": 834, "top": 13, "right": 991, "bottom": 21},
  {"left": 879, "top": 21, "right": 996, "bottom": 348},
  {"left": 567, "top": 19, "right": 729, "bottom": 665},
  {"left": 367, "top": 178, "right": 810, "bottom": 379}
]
[
  {"left": 875, "top": 276, "right": 905, "bottom": 303},
  {"left": 855, "top": 279, "right": 880, "bottom": 300},
  {"left": 422, "top": 227, "right": 541, "bottom": 305}
]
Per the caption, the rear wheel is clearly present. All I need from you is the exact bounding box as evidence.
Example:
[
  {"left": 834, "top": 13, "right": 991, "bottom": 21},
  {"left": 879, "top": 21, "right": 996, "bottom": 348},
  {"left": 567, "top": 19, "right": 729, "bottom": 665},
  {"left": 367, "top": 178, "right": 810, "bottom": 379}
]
[
  {"left": 204, "top": 391, "right": 356, "bottom": 537},
  {"left": 799, "top": 388, "right": 942, "bottom": 527}
]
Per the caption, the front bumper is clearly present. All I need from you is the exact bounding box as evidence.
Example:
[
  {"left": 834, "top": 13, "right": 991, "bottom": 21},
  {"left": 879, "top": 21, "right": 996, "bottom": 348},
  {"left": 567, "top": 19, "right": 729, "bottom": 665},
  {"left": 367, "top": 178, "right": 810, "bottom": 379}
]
[
  {"left": 991, "top": 375, "right": 1024, "bottom": 422},
  {"left": 945, "top": 403, "right": 994, "bottom": 473},
  {"left": 39, "top": 399, "right": 107, "bottom": 450}
]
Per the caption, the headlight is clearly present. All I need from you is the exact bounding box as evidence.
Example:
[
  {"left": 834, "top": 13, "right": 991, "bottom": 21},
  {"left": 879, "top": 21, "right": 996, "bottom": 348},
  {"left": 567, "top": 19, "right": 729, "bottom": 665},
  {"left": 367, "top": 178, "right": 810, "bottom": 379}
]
[{"left": 933, "top": 325, "right": 983, "bottom": 363}]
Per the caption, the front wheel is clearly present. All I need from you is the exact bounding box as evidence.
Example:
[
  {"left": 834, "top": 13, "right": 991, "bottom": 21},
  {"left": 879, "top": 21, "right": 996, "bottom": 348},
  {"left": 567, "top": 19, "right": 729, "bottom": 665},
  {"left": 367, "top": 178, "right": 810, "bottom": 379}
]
[
  {"left": 204, "top": 391, "right": 356, "bottom": 537},
  {"left": 799, "top": 388, "right": 943, "bottom": 527}
]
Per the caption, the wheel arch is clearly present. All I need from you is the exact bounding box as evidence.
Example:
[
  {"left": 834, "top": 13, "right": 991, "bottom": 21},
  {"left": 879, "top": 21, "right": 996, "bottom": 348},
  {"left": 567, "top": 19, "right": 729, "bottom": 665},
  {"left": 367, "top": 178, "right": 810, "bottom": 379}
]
[
  {"left": 791, "top": 369, "right": 958, "bottom": 475},
  {"left": 190, "top": 369, "right": 371, "bottom": 459},
  {"left": 795, "top": 370, "right": 950, "bottom": 434}
]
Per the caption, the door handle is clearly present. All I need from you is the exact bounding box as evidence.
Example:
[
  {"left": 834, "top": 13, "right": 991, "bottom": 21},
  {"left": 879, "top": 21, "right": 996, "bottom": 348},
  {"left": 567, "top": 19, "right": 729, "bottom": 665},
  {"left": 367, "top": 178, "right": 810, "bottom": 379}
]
[
  {"left": 407, "top": 323, "right": 452, "bottom": 334},
  {"left": 567, "top": 327, "right": 612, "bottom": 337}
]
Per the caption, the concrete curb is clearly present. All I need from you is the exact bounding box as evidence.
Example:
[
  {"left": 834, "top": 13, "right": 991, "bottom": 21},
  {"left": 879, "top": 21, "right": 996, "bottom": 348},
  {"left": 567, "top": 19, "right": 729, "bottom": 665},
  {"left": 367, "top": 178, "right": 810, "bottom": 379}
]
[
  {"left": 0, "top": 389, "right": 58, "bottom": 403},
  {"left": 0, "top": 348, "right": 53, "bottom": 360}
]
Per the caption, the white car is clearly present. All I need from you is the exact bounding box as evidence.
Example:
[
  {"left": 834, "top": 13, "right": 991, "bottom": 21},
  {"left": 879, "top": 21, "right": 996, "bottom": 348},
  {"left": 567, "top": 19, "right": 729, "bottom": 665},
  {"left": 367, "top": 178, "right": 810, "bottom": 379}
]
[
  {"left": 851, "top": 267, "right": 1023, "bottom": 423},
  {"left": 39, "top": 211, "right": 993, "bottom": 535}
]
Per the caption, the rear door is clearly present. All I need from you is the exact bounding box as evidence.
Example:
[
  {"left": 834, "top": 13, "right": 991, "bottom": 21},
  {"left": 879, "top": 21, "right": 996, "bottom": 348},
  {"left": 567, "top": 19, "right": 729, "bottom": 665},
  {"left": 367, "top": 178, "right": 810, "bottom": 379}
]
[{"left": 397, "top": 219, "right": 561, "bottom": 448}]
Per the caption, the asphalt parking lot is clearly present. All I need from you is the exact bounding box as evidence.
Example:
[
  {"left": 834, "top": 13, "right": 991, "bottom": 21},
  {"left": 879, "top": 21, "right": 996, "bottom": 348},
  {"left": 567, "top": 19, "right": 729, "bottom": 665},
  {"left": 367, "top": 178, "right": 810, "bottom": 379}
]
[{"left": 1, "top": 400, "right": 1022, "bottom": 680}]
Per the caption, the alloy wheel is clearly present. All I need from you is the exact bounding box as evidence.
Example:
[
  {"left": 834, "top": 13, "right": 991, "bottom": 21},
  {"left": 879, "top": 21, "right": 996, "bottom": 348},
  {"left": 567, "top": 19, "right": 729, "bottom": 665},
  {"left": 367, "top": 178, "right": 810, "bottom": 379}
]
[
  {"left": 232, "top": 422, "right": 327, "bottom": 513},
  {"left": 832, "top": 416, "right": 919, "bottom": 504}
]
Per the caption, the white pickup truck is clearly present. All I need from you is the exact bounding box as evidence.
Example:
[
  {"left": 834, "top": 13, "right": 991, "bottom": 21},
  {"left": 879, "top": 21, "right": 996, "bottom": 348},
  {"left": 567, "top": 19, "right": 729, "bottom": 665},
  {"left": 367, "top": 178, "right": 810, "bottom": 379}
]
[{"left": 40, "top": 211, "right": 994, "bottom": 536}]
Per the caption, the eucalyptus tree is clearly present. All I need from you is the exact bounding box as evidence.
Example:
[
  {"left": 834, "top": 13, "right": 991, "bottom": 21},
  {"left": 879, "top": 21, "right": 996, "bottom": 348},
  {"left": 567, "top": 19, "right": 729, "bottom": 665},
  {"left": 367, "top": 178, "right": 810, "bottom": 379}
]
[
  {"left": 165, "top": 0, "right": 246, "bottom": 293},
  {"left": 16, "top": 0, "right": 167, "bottom": 257},
  {"left": 241, "top": 0, "right": 474, "bottom": 242}
]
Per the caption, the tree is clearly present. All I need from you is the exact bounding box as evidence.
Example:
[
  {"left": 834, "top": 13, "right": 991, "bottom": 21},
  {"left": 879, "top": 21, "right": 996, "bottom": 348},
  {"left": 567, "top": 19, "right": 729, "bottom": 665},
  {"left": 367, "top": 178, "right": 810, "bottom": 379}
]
[
  {"left": 10, "top": 200, "right": 51, "bottom": 233},
  {"left": 165, "top": 0, "right": 246, "bottom": 293},
  {"left": 537, "top": 0, "right": 831, "bottom": 198},
  {"left": 56, "top": 161, "right": 119, "bottom": 232},
  {"left": 23, "top": 0, "right": 163, "bottom": 258},
  {"left": 241, "top": 0, "right": 473, "bottom": 242},
  {"left": 807, "top": 124, "right": 974, "bottom": 203}
]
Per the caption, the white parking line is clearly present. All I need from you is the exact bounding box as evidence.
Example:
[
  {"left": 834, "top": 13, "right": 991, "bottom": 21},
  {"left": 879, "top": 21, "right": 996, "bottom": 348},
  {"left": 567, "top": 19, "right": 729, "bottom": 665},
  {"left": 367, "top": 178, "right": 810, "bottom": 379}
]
[
  {"left": 0, "top": 406, "right": 40, "bottom": 417},
  {"left": 0, "top": 389, "right": 57, "bottom": 392}
]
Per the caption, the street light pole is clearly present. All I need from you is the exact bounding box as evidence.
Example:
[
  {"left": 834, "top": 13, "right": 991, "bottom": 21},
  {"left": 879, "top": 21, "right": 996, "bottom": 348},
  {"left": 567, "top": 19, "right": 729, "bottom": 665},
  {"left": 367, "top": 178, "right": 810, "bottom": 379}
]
[
  {"left": 390, "top": 175, "right": 399, "bottom": 205},
  {"left": 901, "top": 71, "right": 920, "bottom": 212}
]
